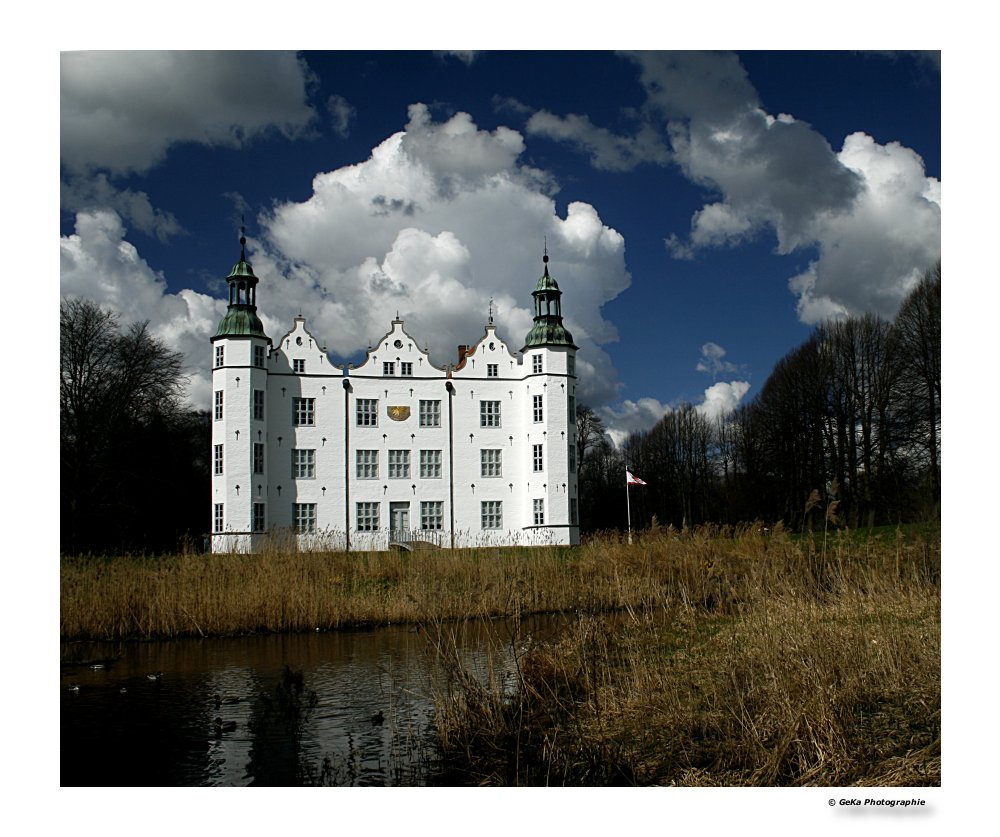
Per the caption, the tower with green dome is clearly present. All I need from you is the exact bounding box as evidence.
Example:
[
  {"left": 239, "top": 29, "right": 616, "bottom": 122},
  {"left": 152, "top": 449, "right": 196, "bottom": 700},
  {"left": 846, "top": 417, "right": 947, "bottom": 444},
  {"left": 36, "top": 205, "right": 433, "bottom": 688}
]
[
  {"left": 521, "top": 247, "right": 580, "bottom": 545},
  {"left": 210, "top": 229, "right": 273, "bottom": 552}
]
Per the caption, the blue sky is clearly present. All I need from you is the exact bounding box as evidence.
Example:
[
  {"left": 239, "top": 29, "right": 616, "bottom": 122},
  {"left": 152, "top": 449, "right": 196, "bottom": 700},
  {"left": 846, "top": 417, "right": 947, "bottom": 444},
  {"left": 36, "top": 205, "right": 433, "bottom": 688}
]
[{"left": 59, "top": 50, "right": 940, "bottom": 442}]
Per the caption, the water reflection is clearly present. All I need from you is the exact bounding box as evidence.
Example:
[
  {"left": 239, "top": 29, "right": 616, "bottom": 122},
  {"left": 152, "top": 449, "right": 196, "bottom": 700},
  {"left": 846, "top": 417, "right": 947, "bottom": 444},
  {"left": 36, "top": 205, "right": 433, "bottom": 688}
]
[{"left": 61, "top": 617, "right": 559, "bottom": 786}]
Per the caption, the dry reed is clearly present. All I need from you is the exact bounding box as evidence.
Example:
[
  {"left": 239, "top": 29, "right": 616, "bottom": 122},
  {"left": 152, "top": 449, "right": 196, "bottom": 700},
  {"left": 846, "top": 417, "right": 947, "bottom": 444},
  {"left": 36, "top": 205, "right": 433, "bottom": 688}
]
[{"left": 428, "top": 523, "right": 940, "bottom": 786}]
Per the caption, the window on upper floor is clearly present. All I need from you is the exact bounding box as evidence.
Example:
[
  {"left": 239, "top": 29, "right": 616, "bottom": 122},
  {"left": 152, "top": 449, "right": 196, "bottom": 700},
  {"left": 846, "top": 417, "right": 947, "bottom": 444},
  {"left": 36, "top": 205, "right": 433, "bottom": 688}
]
[
  {"left": 356, "top": 449, "right": 379, "bottom": 479},
  {"left": 533, "top": 394, "right": 543, "bottom": 423},
  {"left": 420, "top": 449, "right": 442, "bottom": 479},
  {"left": 215, "top": 345, "right": 224, "bottom": 368},
  {"left": 293, "top": 359, "right": 305, "bottom": 374},
  {"left": 568, "top": 395, "right": 576, "bottom": 422},
  {"left": 383, "top": 362, "right": 395, "bottom": 376},
  {"left": 292, "top": 448, "right": 315, "bottom": 479},
  {"left": 481, "top": 449, "right": 502, "bottom": 478},
  {"left": 400, "top": 362, "right": 413, "bottom": 376},
  {"left": 534, "top": 498, "right": 545, "bottom": 526},
  {"left": 253, "top": 390, "right": 265, "bottom": 421},
  {"left": 419, "top": 400, "right": 440, "bottom": 427},
  {"left": 480, "top": 401, "right": 501, "bottom": 427},
  {"left": 533, "top": 444, "right": 544, "bottom": 473},
  {"left": 253, "top": 443, "right": 264, "bottom": 475},
  {"left": 213, "top": 503, "right": 224, "bottom": 533},
  {"left": 567, "top": 355, "right": 575, "bottom": 376},
  {"left": 214, "top": 444, "right": 223, "bottom": 476},
  {"left": 487, "top": 363, "right": 498, "bottom": 378},
  {"left": 254, "top": 345, "right": 265, "bottom": 368},
  {"left": 293, "top": 397, "right": 315, "bottom": 426},
  {"left": 532, "top": 354, "right": 542, "bottom": 374},
  {"left": 388, "top": 449, "right": 410, "bottom": 479},
  {"left": 214, "top": 391, "right": 223, "bottom": 420},
  {"left": 357, "top": 399, "right": 378, "bottom": 427}
]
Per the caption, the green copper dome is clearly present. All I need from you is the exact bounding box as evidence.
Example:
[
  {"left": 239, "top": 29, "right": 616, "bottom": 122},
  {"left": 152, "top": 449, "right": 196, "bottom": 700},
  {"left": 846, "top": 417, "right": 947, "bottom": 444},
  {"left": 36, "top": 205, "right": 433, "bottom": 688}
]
[
  {"left": 215, "top": 306, "right": 267, "bottom": 338},
  {"left": 213, "top": 232, "right": 269, "bottom": 341},
  {"left": 522, "top": 252, "right": 576, "bottom": 350}
]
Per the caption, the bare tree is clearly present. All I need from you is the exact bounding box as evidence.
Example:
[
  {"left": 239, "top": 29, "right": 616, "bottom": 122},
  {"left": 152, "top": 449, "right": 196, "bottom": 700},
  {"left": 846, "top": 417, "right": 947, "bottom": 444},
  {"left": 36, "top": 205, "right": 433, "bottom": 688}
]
[{"left": 61, "top": 298, "right": 191, "bottom": 553}]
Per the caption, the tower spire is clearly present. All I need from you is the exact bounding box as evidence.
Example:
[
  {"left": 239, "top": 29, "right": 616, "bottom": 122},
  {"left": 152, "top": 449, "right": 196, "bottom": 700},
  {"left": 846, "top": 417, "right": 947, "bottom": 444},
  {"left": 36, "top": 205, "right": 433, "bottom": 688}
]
[
  {"left": 522, "top": 245, "right": 576, "bottom": 350},
  {"left": 213, "top": 222, "right": 267, "bottom": 339}
]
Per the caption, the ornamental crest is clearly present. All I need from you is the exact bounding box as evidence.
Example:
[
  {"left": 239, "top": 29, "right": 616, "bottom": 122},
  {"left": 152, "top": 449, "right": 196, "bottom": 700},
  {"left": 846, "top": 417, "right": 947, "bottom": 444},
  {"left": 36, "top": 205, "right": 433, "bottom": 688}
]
[{"left": 387, "top": 405, "right": 410, "bottom": 422}]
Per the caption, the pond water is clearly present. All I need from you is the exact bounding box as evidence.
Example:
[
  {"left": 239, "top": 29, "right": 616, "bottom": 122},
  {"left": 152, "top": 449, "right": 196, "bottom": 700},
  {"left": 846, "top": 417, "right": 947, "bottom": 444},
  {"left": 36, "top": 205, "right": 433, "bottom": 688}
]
[{"left": 60, "top": 616, "right": 564, "bottom": 787}]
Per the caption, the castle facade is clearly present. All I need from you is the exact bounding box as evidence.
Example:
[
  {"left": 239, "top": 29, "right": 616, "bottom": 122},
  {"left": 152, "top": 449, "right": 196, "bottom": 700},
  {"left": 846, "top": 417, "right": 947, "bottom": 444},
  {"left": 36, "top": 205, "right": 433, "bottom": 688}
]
[{"left": 210, "top": 235, "right": 580, "bottom": 552}]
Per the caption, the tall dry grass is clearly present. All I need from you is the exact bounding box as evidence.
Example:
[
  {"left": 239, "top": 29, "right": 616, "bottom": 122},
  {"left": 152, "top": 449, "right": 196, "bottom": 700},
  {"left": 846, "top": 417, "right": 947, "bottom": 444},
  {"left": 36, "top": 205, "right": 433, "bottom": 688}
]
[
  {"left": 60, "top": 522, "right": 937, "bottom": 643},
  {"left": 429, "top": 523, "right": 940, "bottom": 786}
]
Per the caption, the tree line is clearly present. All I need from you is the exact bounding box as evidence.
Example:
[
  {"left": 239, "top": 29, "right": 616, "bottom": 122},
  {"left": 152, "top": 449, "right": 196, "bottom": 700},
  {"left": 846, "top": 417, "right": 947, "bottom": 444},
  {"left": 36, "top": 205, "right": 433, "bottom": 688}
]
[
  {"left": 61, "top": 298, "right": 210, "bottom": 554},
  {"left": 577, "top": 264, "right": 940, "bottom": 533}
]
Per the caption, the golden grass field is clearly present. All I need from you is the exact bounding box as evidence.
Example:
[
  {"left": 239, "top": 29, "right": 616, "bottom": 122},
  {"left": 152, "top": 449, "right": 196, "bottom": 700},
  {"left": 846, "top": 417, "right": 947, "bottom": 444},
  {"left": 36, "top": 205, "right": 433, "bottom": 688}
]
[{"left": 61, "top": 522, "right": 940, "bottom": 786}]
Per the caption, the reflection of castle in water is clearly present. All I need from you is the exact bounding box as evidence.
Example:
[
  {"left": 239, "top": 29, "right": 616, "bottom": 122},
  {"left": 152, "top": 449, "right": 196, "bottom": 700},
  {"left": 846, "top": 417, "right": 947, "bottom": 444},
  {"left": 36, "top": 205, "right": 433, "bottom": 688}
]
[{"left": 211, "top": 234, "right": 580, "bottom": 552}]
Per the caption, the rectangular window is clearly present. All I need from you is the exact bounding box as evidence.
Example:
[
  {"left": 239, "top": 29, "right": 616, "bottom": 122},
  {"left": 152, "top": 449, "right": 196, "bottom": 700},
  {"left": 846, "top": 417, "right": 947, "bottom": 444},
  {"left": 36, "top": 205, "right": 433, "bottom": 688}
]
[
  {"left": 213, "top": 503, "right": 224, "bottom": 533},
  {"left": 570, "top": 498, "right": 579, "bottom": 526},
  {"left": 356, "top": 502, "right": 379, "bottom": 532},
  {"left": 487, "top": 363, "right": 498, "bottom": 378},
  {"left": 419, "top": 400, "right": 441, "bottom": 427},
  {"left": 532, "top": 354, "right": 542, "bottom": 374},
  {"left": 215, "top": 345, "right": 224, "bottom": 368},
  {"left": 481, "top": 449, "right": 502, "bottom": 478},
  {"left": 420, "top": 501, "right": 444, "bottom": 530},
  {"left": 533, "top": 394, "right": 543, "bottom": 423},
  {"left": 534, "top": 498, "right": 545, "bottom": 526},
  {"left": 567, "top": 355, "right": 575, "bottom": 376},
  {"left": 420, "top": 449, "right": 442, "bottom": 479},
  {"left": 388, "top": 449, "right": 410, "bottom": 479},
  {"left": 214, "top": 444, "right": 224, "bottom": 476},
  {"left": 568, "top": 395, "right": 576, "bottom": 422},
  {"left": 383, "top": 361, "right": 395, "bottom": 376},
  {"left": 214, "top": 390, "right": 223, "bottom": 420},
  {"left": 533, "top": 444, "right": 544, "bottom": 473},
  {"left": 481, "top": 500, "right": 503, "bottom": 530},
  {"left": 293, "top": 358, "right": 305, "bottom": 373},
  {"left": 254, "top": 345, "right": 265, "bottom": 368},
  {"left": 253, "top": 443, "right": 265, "bottom": 475},
  {"left": 480, "top": 400, "right": 501, "bottom": 427},
  {"left": 293, "top": 448, "right": 315, "bottom": 479},
  {"left": 400, "top": 362, "right": 413, "bottom": 377},
  {"left": 253, "top": 503, "right": 265, "bottom": 532},
  {"left": 253, "top": 389, "right": 265, "bottom": 421},
  {"left": 356, "top": 449, "right": 379, "bottom": 479},
  {"left": 293, "top": 397, "right": 315, "bottom": 426},
  {"left": 294, "top": 503, "right": 316, "bottom": 533},
  {"left": 568, "top": 443, "right": 576, "bottom": 474},
  {"left": 357, "top": 398, "right": 378, "bottom": 427}
]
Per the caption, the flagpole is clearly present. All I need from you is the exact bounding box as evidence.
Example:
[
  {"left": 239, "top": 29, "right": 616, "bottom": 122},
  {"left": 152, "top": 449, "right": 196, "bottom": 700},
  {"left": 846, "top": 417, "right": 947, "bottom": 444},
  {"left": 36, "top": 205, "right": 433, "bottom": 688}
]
[{"left": 625, "top": 465, "right": 632, "bottom": 545}]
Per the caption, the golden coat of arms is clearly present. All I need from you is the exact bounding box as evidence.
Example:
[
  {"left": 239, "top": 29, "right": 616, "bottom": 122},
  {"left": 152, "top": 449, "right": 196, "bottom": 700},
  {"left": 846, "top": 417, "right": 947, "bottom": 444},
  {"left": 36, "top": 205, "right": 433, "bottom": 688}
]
[{"left": 387, "top": 405, "right": 411, "bottom": 421}]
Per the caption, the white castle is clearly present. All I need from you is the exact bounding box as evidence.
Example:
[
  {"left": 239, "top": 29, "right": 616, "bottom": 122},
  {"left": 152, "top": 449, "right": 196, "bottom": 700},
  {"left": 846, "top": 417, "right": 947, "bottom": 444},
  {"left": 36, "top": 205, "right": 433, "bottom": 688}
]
[{"left": 210, "top": 233, "right": 580, "bottom": 552}]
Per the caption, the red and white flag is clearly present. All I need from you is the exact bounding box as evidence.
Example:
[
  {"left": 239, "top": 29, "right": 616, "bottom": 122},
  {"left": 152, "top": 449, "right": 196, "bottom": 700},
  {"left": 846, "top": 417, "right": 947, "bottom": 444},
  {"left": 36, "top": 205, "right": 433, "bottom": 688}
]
[{"left": 626, "top": 470, "right": 646, "bottom": 486}]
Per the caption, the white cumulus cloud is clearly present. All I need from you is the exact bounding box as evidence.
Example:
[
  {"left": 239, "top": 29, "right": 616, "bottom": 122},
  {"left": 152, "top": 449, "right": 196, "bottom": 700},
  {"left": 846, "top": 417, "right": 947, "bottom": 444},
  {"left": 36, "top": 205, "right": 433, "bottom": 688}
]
[
  {"left": 60, "top": 208, "right": 226, "bottom": 409},
  {"left": 60, "top": 51, "right": 316, "bottom": 175},
  {"left": 253, "top": 106, "right": 631, "bottom": 407}
]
